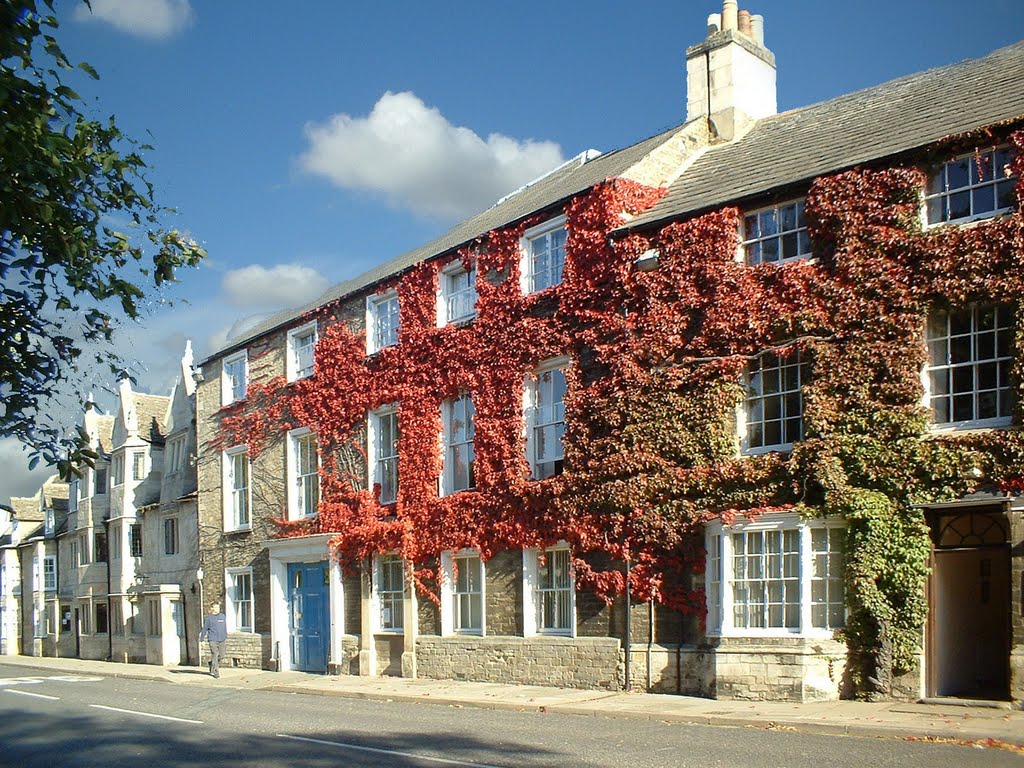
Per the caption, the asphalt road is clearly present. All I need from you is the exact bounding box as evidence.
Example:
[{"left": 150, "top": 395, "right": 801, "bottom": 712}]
[{"left": 0, "top": 662, "right": 1018, "bottom": 767}]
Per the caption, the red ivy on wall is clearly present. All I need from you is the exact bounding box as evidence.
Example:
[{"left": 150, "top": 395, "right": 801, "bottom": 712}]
[{"left": 208, "top": 128, "right": 1024, "bottom": 643}]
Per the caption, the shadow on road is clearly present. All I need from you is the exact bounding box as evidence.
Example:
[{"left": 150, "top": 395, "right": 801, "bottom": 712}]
[{"left": 0, "top": 708, "right": 582, "bottom": 767}]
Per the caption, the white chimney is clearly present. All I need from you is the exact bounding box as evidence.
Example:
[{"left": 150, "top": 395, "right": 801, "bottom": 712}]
[{"left": 685, "top": 3, "right": 776, "bottom": 141}]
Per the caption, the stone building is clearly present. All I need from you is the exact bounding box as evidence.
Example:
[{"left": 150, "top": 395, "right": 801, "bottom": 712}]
[
  {"left": 193, "top": 3, "right": 1024, "bottom": 704},
  {"left": 0, "top": 476, "right": 68, "bottom": 657},
  {"left": 59, "top": 342, "right": 200, "bottom": 665}
]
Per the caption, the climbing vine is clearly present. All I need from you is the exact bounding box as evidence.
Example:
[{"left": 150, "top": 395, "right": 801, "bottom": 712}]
[{"left": 208, "top": 126, "right": 1024, "bottom": 694}]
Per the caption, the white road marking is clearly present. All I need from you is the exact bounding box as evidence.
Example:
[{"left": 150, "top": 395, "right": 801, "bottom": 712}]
[
  {"left": 89, "top": 704, "right": 203, "bottom": 724},
  {"left": 4, "top": 689, "right": 59, "bottom": 701},
  {"left": 277, "top": 733, "right": 511, "bottom": 768},
  {"left": 0, "top": 675, "right": 102, "bottom": 686}
]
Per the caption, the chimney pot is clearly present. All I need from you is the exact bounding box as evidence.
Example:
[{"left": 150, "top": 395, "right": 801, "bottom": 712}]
[
  {"left": 751, "top": 14, "right": 765, "bottom": 45},
  {"left": 706, "top": 12, "right": 721, "bottom": 37},
  {"left": 737, "top": 9, "right": 752, "bottom": 36},
  {"left": 721, "top": 0, "right": 738, "bottom": 31}
]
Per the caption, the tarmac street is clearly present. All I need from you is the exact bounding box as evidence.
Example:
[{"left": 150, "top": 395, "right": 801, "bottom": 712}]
[{"left": 0, "top": 654, "right": 1020, "bottom": 765}]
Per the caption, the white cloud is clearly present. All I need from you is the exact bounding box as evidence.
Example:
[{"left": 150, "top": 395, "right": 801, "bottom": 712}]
[
  {"left": 221, "top": 264, "right": 330, "bottom": 309},
  {"left": 299, "top": 91, "right": 565, "bottom": 219},
  {"left": 74, "top": 0, "right": 194, "bottom": 40},
  {"left": 206, "top": 313, "right": 275, "bottom": 354}
]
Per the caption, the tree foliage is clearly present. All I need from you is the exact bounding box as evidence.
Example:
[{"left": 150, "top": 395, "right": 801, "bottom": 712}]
[{"left": 0, "top": 0, "right": 205, "bottom": 474}]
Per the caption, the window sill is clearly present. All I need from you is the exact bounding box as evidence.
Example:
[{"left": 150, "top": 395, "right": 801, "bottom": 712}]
[
  {"left": 707, "top": 629, "right": 842, "bottom": 640},
  {"left": 741, "top": 443, "right": 795, "bottom": 457},
  {"left": 225, "top": 526, "right": 252, "bottom": 535},
  {"left": 924, "top": 208, "right": 1013, "bottom": 230},
  {"left": 927, "top": 418, "right": 1013, "bottom": 436}
]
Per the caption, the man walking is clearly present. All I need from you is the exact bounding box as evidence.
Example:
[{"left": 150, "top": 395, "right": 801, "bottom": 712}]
[{"left": 199, "top": 601, "right": 228, "bottom": 678}]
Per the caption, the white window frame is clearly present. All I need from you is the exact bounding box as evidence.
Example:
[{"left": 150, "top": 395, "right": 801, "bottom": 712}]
[
  {"left": 223, "top": 446, "right": 252, "bottom": 531},
  {"left": 438, "top": 262, "right": 478, "bottom": 326},
  {"left": 367, "top": 292, "right": 400, "bottom": 354},
  {"left": 741, "top": 199, "right": 811, "bottom": 266},
  {"left": 520, "top": 215, "right": 567, "bottom": 295},
  {"left": 163, "top": 516, "right": 179, "bottom": 556},
  {"left": 441, "top": 394, "right": 475, "bottom": 496},
  {"left": 129, "top": 523, "right": 143, "bottom": 558},
  {"left": 287, "top": 428, "right": 319, "bottom": 520},
  {"left": 131, "top": 450, "right": 146, "bottom": 481},
  {"left": 440, "top": 549, "right": 485, "bottom": 636},
  {"left": 112, "top": 454, "right": 124, "bottom": 487},
  {"left": 525, "top": 358, "right": 568, "bottom": 480},
  {"left": 523, "top": 545, "right": 575, "bottom": 637},
  {"left": 222, "top": 350, "right": 248, "bottom": 405},
  {"left": 43, "top": 555, "right": 56, "bottom": 592},
  {"left": 924, "top": 145, "right": 1017, "bottom": 227},
  {"left": 287, "top": 322, "right": 318, "bottom": 381},
  {"left": 369, "top": 406, "right": 399, "bottom": 505},
  {"left": 226, "top": 567, "right": 254, "bottom": 633},
  {"left": 705, "top": 514, "right": 846, "bottom": 638},
  {"left": 167, "top": 435, "right": 186, "bottom": 474},
  {"left": 740, "top": 349, "right": 808, "bottom": 455},
  {"left": 44, "top": 508, "right": 55, "bottom": 536},
  {"left": 372, "top": 554, "right": 405, "bottom": 633},
  {"left": 924, "top": 304, "right": 1013, "bottom": 431}
]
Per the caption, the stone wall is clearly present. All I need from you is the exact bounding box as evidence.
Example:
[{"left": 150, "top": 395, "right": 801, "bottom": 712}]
[
  {"left": 624, "top": 644, "right": 712, "bottom": 695},
  {"left": 218, "top": 631, "right": 265, "bottom": 669},
  {"left": 416, "top": 635, "right": 622, "bottom": 689},
  {"left": 709, "top": 636, "right": 849, "bottom": 702}
]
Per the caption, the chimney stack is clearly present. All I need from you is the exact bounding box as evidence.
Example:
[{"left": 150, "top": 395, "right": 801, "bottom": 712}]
[{"left": 685, "top": 2, "right": 777, "bottom": 141}]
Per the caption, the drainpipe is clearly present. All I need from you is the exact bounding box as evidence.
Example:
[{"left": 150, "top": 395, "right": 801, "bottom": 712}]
[
  {"left": 647, "top": 599, "right": 654, "bottom": 690},
  {"left": 624, "top": 555, "right": 631, "bottom": 691}
]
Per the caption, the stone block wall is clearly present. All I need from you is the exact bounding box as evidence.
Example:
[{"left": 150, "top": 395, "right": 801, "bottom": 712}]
[
  {"left": 416, "top": 635, "right": 622, "bottom": 689},
  {"left": 625, "top": 644, "right": 712, "bottom": 695},
  {"left": 329, "top": 635, "right": 360, "bottom": 675},
  {"left": 710, "top": 636, "right": 849, "bottom": 702},
  {"left": 220, "top": 631, "right": 264, "bottom": 669}
]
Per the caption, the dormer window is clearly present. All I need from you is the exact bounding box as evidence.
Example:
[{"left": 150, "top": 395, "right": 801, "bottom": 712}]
[
  {"left": 925, "top": 146, "right": 1016, "bottom": 226},
  {"left": 742, "top": 199, "right": 811, "bottom": 266}
]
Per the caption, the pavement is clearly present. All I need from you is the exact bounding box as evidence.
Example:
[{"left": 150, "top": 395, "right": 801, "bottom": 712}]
[{"left": 2, "top": 654, "right": 1022, "bottom": 748}]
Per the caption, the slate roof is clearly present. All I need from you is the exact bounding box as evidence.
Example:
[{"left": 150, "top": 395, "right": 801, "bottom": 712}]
[
  {"left": 204, "top": 126, "right": 682, "bottom": 363},
  {"left": 624, "top": 41, "right": 1024, "bottom": 231},
  {"left": 134, "top": 394, "right": 170, "bottom": 444}
]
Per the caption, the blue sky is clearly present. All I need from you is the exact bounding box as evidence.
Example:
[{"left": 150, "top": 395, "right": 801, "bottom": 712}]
[{"left": 3, "top": 0, "right": 1023, "bottom": 503}]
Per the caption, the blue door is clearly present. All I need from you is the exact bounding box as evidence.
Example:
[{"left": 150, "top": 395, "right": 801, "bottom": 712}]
[{"left": 288, "top": 561, "right": 329, "bottom": 673}]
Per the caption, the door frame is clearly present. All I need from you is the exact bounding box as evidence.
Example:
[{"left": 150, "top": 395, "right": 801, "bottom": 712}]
[
  {"left": 925, "top": 503, "right": 1011, "bottom": 700},
  {"left": 265, "top": 534, "right": 344, "bottom": 673}
]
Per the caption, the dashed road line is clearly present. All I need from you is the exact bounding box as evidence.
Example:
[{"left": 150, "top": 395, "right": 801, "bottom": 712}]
[
  {"left": 89, "top": 704, "right": 203, "bottom": 724},
  {"left": 4, "top": 689, "right": 59, "bottom": 701}
]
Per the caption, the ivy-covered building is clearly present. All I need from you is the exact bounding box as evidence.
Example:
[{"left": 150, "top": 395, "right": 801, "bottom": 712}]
[{"left": 194, "top": 4, "right": 1024, "bottom": 703}]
